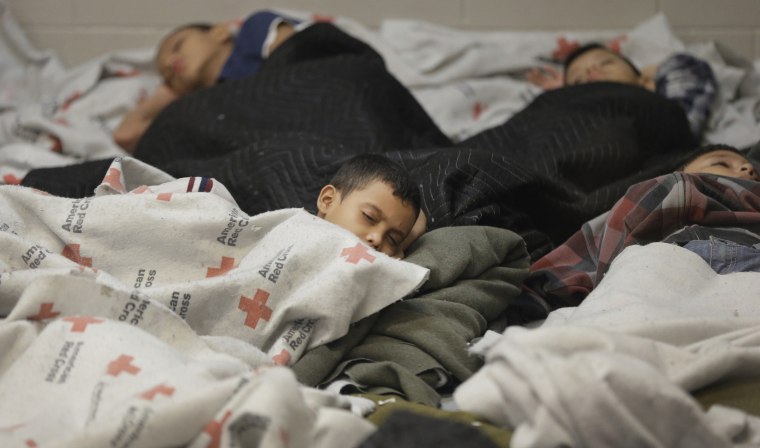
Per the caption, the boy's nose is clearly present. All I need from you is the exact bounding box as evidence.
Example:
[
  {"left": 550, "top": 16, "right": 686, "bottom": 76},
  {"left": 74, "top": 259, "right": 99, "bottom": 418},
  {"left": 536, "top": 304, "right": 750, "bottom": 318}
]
[
  {"left": 365, "top": 232, "right": 380, "bottom": 249},
  {"left": 586, "top": 66, "right": 601, "bottom": 81},
  {"left": 740, "top": 163, "right": 757, "bottom": 180}
]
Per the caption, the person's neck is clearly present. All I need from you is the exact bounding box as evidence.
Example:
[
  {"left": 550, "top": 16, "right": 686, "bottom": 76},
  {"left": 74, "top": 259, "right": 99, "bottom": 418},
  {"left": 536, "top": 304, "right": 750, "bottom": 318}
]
[{"left": 202, "top": 42, "right": 234, "bottom": 87}]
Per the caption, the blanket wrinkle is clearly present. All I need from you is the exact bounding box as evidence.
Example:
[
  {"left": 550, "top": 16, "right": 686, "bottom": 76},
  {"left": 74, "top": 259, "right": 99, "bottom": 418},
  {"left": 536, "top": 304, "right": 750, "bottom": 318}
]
[
  {"left": 292, "top": 225, "right": 529, "bottom": 406},
  {"left": 21, "top": 24, "right": 700, "bottom": 261},
  {"left": 0, "top": 157, "right": 432, "bottom": 447},
  {"left": 457, "top": 243, "right": 760, "bottom": 447}
]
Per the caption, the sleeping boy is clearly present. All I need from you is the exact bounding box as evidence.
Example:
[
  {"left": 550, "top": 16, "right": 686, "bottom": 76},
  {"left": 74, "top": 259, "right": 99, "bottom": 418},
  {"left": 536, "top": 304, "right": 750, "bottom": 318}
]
[
  {"left": 527, "top": 43, "right": 717, "bottom": 137},
  {"left": 316, "top": 154, "right": 427, "bottom": 259},
  {"left": 114, "top": 10, "right": 302, "bottom": 153},
  {"left": 510, "top": 144, "right": 760, "bottom": 323}
]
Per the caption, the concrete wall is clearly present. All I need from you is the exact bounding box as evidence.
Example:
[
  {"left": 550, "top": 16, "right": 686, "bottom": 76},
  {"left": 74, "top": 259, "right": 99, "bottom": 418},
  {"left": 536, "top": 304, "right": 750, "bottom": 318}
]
[{"left": 7, "top": 0, "right": 760, "bottom": 67}]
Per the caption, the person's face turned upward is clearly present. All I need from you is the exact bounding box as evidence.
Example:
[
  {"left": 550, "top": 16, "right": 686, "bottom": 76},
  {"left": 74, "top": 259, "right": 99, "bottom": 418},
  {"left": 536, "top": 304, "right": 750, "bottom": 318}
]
[
  {"left": 682, "top": 149, "right": 759, "bottom": 181},
  {"left": 565, "top": 48, "right": 641, "bottom": 86}
]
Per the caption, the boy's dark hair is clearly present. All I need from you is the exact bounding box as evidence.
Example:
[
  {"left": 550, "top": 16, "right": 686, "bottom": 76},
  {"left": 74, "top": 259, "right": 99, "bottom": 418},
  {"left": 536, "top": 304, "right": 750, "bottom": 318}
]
[
  {"left": 679, "top": 143, "right": 745, "bottom": 170},
  {"left": 156, "top": 23, "right": 213, "bottom": 60},
  {"left": 177, "top": 23, "right": 213, "bottom": 32},
  {"left": 330, "top": 154, "right": 421, "bottom": 214},
  {"left": 562, "top": 43, "right": 641, "bottom": 82}
]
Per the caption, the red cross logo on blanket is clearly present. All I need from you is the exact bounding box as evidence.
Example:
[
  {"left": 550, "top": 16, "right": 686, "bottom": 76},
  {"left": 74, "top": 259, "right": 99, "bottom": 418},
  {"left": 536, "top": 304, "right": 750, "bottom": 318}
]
[
  {"left": 272, "top": 349, "right": 291, "bottom": 366},
  {"left": 130, "top": 185, "right": 149, "bottom": 194},
  {"left": 207, "top": 256, "right": 236, "bottom": 277},
  {"left": 27, "top": 303, "right": 60, "bottom": 321},
  {"left": 203, "top": 410, "right": 232, "bottom": 448},
  {"left": 107, "top": 354, "right": 141, "bottom": 377},
  {"left": 341, "top": 243, "right": 376, "bottom": 264},
  {"left": 238, "top": 289, "right": 272, "bottom": 329},
  {"left": 63, "top": 316, "right": 103, "bottom": 333},
  {"left": 472, "top": 101, "right": 486, "bottom": 120},
  {"left": 102, "top": 167, "right": 125, "bottom": 193},
  {"left": 156, "top": 192, "right": 173, "bottom": 202},
  {"left": 552, "top": 37, "right": 581, "bottom": 61},
  {"left": 3, "top": 174, "right": 21, "bottom": 185},
  {"left": 139, "top": 383, "right": 175, "bottom": 401},
  {"left": 62, "top": 244, "right": 92, "bottom": 267},
  {"left": 25, "top": 440, "right": 37, "bottom": 448}
]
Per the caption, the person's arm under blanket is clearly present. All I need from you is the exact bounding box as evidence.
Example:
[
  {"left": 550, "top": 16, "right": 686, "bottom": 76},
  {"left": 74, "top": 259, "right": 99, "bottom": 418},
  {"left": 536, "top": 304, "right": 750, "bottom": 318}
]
[{"left": 521, "top": 172, "right": 760, "bottom": 314}]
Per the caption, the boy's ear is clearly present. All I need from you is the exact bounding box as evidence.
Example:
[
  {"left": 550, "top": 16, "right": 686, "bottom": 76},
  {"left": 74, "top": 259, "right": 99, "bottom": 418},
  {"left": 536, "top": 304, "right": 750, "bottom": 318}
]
[
  {"left": 316, "top": 185, "right": 338, "bottom": 218},
  {"left": 209, "top": 23, "right": 233, "bottom": 43}
]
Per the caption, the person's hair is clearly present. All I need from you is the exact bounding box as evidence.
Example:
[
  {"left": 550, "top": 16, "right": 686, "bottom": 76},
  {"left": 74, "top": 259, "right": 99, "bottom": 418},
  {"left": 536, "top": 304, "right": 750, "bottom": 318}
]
[
  {"left": 329, "top": 154, "right": 421, "bottom": 214},
  {"left": 156, "top": 23, "right": 214, "bottom": 60},
  {"left": 679, "top": 143, "right": 745, "bottom": 170},
  {"left": 562, "top": 42, "right": 641, "bottom": 82}
]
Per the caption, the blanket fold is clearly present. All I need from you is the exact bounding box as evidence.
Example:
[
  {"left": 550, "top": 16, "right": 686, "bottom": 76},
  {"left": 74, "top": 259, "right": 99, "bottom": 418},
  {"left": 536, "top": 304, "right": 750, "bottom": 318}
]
[{"left": 292, "top": 225, "right": 530, "bottom": 406}]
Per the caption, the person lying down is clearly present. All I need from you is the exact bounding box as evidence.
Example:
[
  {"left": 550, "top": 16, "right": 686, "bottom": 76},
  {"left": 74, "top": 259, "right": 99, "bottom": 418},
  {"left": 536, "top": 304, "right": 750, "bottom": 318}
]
[
  {"left": 114, "top": 10, "right": 303, "bottom": 153},
  {"left": 0, "top": 153, "right": 430, "bottom": 368},
  {"left": 510, "top": 144, "right": 760, "bottom": 321}
]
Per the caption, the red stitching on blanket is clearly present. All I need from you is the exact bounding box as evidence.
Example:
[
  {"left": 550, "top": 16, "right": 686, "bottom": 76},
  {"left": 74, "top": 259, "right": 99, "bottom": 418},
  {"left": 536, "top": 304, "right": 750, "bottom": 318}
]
[
  {"left": 472, "top": 101, "right": 486, "bottom": 120},
  {"left": 139, "top": 383, "right": 175, "bottom": 401},
  {"left": 2, "top": 174, "right": 21, "bottom": 185},
  {"left": 552, "top": 37, "right": 581, "bottom": 61},
  {"left": 27, "top": 303, "right": 61, "bottom": 321},
  {"left": 62, "top": 243, "right": 93, "bottom": 267},
  {"left": 206, "top": 256, "right": 236, "bottom": 277},
  {"left": 341, "top": 243, "right": 376, "bottom": 264},
  {"left": 312, "top": 13, "right": 335, "bottom": 22},
  {"left": 60, "top": 91, "right": 82, "bottom": 111},
  {"left": 102, "top": 167, "right": 125, "bottom": 193},
  {"left": 107, "top": 354, "right": 141, "bottom": 377},
  {"left": 238, "top": 289, "right": 273, "bottom": 329},
  {"left": 203, "top": 410, "right": 232, "bottom": 448},
  {"left": 63, "top": 316, "right": 104, "bottom": 333},
  {"left": 272, "top": 349, "right": 291, "bottom": 366}
]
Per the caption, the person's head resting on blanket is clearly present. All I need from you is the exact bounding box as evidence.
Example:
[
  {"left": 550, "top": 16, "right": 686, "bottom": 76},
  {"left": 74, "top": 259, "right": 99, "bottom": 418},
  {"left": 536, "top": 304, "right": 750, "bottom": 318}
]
[
  {"left": 563, "top": 43, "right": 644, "bottom": 87},
  {"left": 679, "top": 144, "right": 759, "bottom": 181},
  {"left": 316, "top": 154, "right": 427, "bottom": 259}
]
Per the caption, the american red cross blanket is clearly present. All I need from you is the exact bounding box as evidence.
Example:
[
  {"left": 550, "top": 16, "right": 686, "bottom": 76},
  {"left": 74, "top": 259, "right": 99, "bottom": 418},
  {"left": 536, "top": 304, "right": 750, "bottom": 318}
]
[
  {"left": 0, "top": 156, "right": 429, "bottom": 445},
  {"left": 0, "top": 156, "right": 428, "bottom": 364}
]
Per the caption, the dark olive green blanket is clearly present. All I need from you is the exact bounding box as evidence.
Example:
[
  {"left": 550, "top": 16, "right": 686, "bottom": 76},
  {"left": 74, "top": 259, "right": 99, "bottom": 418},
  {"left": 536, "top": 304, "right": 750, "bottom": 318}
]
[{"left": 292, "top": 225, "right": 530, "bottom": 406}]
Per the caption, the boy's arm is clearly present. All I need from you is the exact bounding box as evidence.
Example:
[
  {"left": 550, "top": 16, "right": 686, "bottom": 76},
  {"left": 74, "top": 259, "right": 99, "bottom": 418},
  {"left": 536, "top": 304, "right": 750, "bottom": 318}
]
[
  {"left": 397, "top": 210, "right": 427, "bottom": 258},
  {"left": 113, "top": 83, "right": 179, "bottom": 154}
]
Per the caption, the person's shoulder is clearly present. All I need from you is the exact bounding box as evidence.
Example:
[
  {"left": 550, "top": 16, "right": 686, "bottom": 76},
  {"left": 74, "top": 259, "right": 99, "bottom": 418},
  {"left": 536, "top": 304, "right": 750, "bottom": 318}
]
[{"left": 660, "top": 52, "right": 712, "bottom": 74}]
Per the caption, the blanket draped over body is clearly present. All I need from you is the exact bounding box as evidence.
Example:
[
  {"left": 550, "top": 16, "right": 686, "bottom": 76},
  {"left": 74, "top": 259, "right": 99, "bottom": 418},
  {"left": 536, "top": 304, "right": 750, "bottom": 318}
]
[
  {"left": 22, "top": 22, "right": 696, "bottom": 261},
  {"left": 292, "top": 225, "right": 530, "bottom": 406},
  {"left": 521, "top": 172, "right": 760, "bottom": 314}
]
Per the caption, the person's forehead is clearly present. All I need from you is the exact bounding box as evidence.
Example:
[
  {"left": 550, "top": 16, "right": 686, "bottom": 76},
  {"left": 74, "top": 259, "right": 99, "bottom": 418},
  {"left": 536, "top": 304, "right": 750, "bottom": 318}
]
[
  {"left": 350, "top": 184, "right": 414, "bottom": 224},
  {"left": 156, "top": 27, "right": 197, "bottom": 60},
  {"left": 698, "top": 150, "right": 747, "bottom": 162},
  {"left": 569, "top": 48, "right": 619, "bottom": 69}
]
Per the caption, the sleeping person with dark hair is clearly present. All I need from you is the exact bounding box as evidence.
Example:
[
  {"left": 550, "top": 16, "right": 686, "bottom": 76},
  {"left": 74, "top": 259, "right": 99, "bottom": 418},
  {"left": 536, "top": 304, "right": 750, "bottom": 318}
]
[
  {"left": 114, "top": 10, "right": 302, "bottom": 153},
  {"left": 316, "top": 154, "right": 427, "bottom": 259},
  {"left": 527, "top": 42, "right": 718, "bottom": 137},
  {"left": 511, "top": 143, "right": 760, "bottom": 323}
]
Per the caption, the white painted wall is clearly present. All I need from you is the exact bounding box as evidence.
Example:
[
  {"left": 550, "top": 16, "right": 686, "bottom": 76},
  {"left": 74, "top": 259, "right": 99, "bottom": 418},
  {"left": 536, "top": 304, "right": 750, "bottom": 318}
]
[{"left": 7, "top": 0, "right": 760, "bottom": 68}]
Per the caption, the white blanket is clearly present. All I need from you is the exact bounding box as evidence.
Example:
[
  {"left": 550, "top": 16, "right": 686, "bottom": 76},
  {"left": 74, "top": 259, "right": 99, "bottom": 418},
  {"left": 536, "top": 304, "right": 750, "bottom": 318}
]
[
  {"left": 1, "top": 7, "right": 758, "bottom": 183},
  {"left": 0, "top": 0, "right": 154, "bottom": 183},
  {"left": 455, "top": 243, "right": 760, "bottom": 447},
  {"left": 0, "top": 157, "right": 430, "bottom": 446}
]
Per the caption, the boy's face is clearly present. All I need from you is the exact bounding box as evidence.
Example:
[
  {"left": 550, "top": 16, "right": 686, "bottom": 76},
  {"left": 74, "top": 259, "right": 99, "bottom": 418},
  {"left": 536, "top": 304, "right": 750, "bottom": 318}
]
[
  {"left": 317, "top": 181, "right": 419, "bottom": 258},
  {"left": 565, "top": 48, "right": 641, "bottom": 86},
  {"left": 682, "top": 149, "right": 759, "bottom": 181},
  {"left": 155, "top": 25, "right": 231, "bottom": 95}
]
